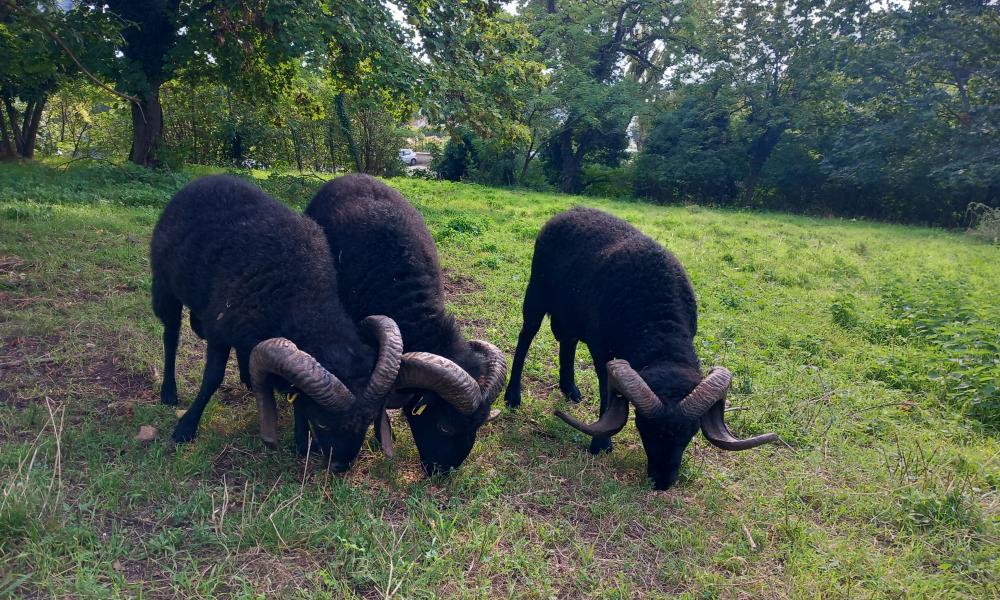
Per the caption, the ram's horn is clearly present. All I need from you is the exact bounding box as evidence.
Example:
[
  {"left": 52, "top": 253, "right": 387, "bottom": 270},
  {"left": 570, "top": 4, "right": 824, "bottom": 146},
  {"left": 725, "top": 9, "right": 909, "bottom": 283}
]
[
  {"left": 394, "top": 352, "right": 482, "bottom": 415},
  {"left": 677, "top": 367, "right": 732, "bottom": 419},
  {"left": 469, "top": 340, "right": 508, "bottom": 403},
  {"left": 690, "top": 367, "right": 780, "bottom": 450},
  {"left": 357, "top": 315, "right": 404, "bottom": 402},
  {"left": 376, "top": 410, "right": 394, "bottom": 458},
  {"left": 249, "top": 338, "right": 355, "bottom": 445},
  {"left": 555, "top": 359, "right": 661, "bottom": 437}
]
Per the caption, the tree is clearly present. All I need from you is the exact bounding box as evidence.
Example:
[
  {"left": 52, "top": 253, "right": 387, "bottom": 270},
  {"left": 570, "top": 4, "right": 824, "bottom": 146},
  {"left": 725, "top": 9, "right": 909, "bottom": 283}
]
[
  {"left": 0, "top": 1, "right": 84, "bottom": 159},
  {"left": 692, "top": 0, "right": 849, "bottom": 203},
  {"left": 822, "top": 0, "right": 999, "bottom": 222},
  {"left": 409, "top": 2, "right": 544, "bottom": 144},
  {"left": 634, "top": 84, "right": 747, "bottom": 202},
  {"left": 519, "top": 0, "right": 693, "bottom": 193},
  {"left": 93, "top": 0, "right": 325, "bottom": 166}
]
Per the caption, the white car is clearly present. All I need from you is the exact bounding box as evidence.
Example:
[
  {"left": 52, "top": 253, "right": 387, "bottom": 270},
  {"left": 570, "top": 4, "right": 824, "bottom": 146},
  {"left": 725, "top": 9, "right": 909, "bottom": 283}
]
[{"left": 399, "top": 148, "right": 418, "bottom": 166}]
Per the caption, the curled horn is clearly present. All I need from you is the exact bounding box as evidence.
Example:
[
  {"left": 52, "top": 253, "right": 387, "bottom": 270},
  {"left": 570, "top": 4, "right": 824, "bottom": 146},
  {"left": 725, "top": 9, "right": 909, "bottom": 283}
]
[
  {"left": 394, "top": 352, "right": 482, "bottom": 415},
  {"left": 469, "top": 340, "right": 508, "bottom": 404},
  {"left": 357, "top": 315, "right": 404, "bottom": 402},
  {"left": 249, "top": 338, "right": 355, "bottom": 447},
  {"left": 555, "top": 359, "right": 664, "bottom": 438},
  {"left": 679, "top": 366, "right": 780, "bottom": 451},
  {"left": 677, "top": 367, "right": 733, "bottom": 419}
]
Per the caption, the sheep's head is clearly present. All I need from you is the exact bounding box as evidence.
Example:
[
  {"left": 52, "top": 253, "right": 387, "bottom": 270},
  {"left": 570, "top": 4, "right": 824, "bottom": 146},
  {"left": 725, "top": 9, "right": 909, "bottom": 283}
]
[
  {"left": 248, "top": 316, "right": 402, "bottom": 472},
  {"left": 556, "top": 360, "right": 779, "bottom": 490},
  {"left": 390, "top": 341, "right": 507, "bottom": 475}
]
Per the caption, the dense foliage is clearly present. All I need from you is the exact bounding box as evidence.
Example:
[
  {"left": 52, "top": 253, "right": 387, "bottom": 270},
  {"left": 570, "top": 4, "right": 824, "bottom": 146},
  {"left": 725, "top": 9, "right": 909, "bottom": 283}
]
[{"left": 2, "top": 0, "right": 997, "bottom": 226}]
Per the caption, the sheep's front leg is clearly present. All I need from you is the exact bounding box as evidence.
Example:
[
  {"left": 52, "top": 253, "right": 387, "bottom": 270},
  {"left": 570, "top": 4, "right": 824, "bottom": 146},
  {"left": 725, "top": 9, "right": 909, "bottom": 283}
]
[
  {"left": 558, "top": 339, "right": 582, "bottom": 402},
  {"left": 294, "top": 404, "right": 313, "bottom": 456},
  {"left": 172, "top": 342, "right": 230, "bottom": 444}
]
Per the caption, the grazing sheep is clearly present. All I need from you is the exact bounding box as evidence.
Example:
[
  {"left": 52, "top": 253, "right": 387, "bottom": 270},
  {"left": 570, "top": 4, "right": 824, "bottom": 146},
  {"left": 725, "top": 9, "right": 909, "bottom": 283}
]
[
  {"left": 305, "top": 174, "right": 507, "bottom": 475},
  {"left": 505, "top": 207, "right": 778, "bottom": 490},
  {"left": 150, "top": 175, "right": 403, "bottom": 472}
]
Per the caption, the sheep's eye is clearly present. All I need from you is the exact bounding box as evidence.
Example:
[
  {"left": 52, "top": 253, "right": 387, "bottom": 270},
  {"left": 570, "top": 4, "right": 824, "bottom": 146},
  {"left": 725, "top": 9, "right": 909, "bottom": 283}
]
[
  {"left": 314, "top": 423, "right": 330, "bottom": 431},
  {"left": 438, "top": 421, "right": 454, "bottom": 435}
]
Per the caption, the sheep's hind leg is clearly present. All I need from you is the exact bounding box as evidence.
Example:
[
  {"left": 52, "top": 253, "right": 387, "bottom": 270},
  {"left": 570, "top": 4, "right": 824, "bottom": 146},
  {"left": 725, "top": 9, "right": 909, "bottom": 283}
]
[
  {"left": 237, "top": 353, "right": 252, "bottom": 390},
  {"left": 172, "top": 342, "right": 230, "bottom": 444},
  {"left": 505, "top": 281, "right": 545, "bottom": 409},
  {"left": 152, "top": 284, "right": 182, "bottom": 406}
]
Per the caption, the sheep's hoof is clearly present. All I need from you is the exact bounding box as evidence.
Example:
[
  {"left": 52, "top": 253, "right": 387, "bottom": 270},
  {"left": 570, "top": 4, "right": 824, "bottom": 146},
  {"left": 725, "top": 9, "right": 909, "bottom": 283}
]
[
  {"left": 504, "top": 388, "right": 522, "bottom": 409},
  {"left": 171, "top": 425, "right": 197, "bottom": 444},
  {"left": 561, "top": 384, "right": 582, "bottom": 403},
  {"left": 589, "top": 437, "right": 613, "bottom": 454},
  {"left": 160, "top": 388, "right": 178, "bottom": 406}
]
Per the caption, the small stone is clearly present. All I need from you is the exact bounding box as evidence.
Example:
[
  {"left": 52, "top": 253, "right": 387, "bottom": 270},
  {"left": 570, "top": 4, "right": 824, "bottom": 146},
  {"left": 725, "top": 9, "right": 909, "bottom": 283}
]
[
  {"left": 107, "top": 400, "right": 135, "bottom": 413},
  {"left": 127, "top": 234, "right": 142, "bottom": 245},
  {"left": 134, "top": 425, "right": 158, "bottom": 442},
  {"left": 113, "top": 560, "right": 124, "bottom": 572}
]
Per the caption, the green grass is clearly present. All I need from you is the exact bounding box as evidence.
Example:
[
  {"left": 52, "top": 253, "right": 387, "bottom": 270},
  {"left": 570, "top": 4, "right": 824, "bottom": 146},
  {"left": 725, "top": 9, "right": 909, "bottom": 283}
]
[{"left": 1, "top": 161, "right": 998, "bottom": 598}]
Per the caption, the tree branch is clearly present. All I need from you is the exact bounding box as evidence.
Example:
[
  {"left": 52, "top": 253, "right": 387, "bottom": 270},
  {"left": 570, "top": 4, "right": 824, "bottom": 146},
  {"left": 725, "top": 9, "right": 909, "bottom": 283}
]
[{"left": 5, "top": 1, "right": 140, "bottom": 107}]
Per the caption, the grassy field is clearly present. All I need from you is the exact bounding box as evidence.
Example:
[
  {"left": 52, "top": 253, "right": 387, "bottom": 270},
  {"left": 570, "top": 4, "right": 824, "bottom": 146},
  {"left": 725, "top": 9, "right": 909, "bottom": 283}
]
[{"left": 1, "top": 162, "right": 997, "bottom": 598}]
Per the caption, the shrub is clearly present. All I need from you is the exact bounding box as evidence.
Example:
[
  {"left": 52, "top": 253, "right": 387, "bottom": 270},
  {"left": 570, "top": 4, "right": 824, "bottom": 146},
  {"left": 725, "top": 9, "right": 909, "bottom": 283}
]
[
  {"left": 830, "top": 295, "right": 859, "bottom": 329},
  {"left": 581, "top": 163, "right": 634, "bottom": 199},
  {"left": 433, "top": 134, "right": 477, "bottom": 182},
  {"left": 967, "top": 202, "right": 1000, "bottom": 244}
]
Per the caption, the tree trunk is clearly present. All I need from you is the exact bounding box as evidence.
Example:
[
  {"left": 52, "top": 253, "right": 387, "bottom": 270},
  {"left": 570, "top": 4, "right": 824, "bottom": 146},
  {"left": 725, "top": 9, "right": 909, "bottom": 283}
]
[
  {"left": 741, "top": 123, "right": 787, "bottom": 204},
  {"left": 128, "top": 85, "right": 164, "bottom": 167},
  {"left": 59, "top": 101, "right": 66, "bottom": 142},
  {"left": 290, "top": 126, "right": 304, "bottom": 172},
  {"left": 22, "top": 99, "right": 44, "bottom": 158},
  {"left": 72, "top": 123, "right": 90, "bottom": 157},
  {"left": 326, "top": 121, "right": 339, "bottom": 169},
  {"left": 1, "top": 93, "right": 47, "bottom": 159},
  {"left": 556, "top": 127, "right": 582, "bottom": 194},
  {"left": 0, "top": 107, "right": 15, "bottom": 159},
  {"left": 518, "top": 131, "right": 538, "bottom": 184},
  {"left": 310, "top": 127, "right": 320, "bottom": 171},
  {"left": 335, "top": 93, "right": 362, "bottom": 172}
]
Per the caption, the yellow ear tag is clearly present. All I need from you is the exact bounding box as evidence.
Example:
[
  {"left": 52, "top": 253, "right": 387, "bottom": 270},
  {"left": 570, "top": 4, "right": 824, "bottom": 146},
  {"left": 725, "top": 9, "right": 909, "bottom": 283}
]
[
  {"left": 411, "top": 403, "right": 427, "bottom": 416},
  {"left": 287, "top": 392, "right": 300, "bottom": 405}
]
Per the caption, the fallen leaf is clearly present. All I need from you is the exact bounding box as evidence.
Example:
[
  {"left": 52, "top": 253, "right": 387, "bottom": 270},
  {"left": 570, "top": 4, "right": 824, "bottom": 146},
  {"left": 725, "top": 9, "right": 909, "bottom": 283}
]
[
  {"left": 175, "top": 409, "right": 187, "bottom": 418},
  {"left": 113, "top": 560, "right": 124, "bottom": 572},
  {"left": 134, "top": 425, "right": 157, "bottom": 442}
]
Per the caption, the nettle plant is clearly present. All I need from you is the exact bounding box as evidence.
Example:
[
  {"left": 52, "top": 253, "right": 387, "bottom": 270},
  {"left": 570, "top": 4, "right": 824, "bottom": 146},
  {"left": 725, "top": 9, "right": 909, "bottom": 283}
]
[{"left": 873, "top": 278, "right": 999, "bottom": 428}]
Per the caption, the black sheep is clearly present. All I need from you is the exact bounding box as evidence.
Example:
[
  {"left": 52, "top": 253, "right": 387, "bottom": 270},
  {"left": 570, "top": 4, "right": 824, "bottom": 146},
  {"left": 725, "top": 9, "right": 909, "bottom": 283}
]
[
  {"left": 304, "top": 174, "right": 507, "bottom": 475},
  {"left": 150, "top": 175, "right": 403, "bottom": 472},
  {"left": 505, "top": 207, "right": 778, "bottom": 489}
]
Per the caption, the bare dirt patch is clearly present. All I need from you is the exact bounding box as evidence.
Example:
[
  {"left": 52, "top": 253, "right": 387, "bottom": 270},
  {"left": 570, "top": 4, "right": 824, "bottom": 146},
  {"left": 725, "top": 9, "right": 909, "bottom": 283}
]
[
  {"left": 455, "top": 315, "right": 492, "bottom": 340},
  {"left": 443, "top": 268, "right": 484, "bottom": 300},
  {"left": 0, "top": 254, "right": 30, "bottom": 276},
  {"left": 0, "top": 334, "right": 61, "bottom": 409},
  {"left": 86, "top": 354, "right": 158, "bottom": 404},
  {"left": 217, "top": 380, "right": 253, "bottom": 406}
]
